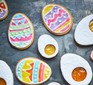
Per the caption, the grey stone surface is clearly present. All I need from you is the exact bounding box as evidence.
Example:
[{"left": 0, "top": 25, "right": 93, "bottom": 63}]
[{"left": 0, "top": 0, "right": 93, "bottom": 85}]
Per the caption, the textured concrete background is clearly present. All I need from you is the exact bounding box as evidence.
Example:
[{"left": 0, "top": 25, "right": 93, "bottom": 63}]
[{"left": 0, "top": 0, "right": 93, "bottom": 85}]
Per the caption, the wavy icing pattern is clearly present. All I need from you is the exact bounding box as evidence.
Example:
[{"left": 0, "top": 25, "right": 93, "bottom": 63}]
[
  {"left": 16, "top": 59, "right": 51, "bottom": 84},
  {"left": 9, "top": 13, "right": 34, "bottom": 48},
  {"left": 0, "top": 0, "right": 7, "bottom": 19},
  {"left": 43, "top": 5, "right": 71, "bottom": 33}
]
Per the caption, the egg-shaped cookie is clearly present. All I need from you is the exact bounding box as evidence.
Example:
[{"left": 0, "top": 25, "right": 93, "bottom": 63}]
[
  {"left": 38, "top": 34, "right": 59, "bottom": 59},
  {"left": 0, "top": 60, "right": 14, "bottom": 85},
  {"left": 74, "top": 14, "right": 93, "bottom": 46},
  {"left": 60, "top": 53, "right": 92, "bottom": 85},
  {"left": 8, "top": 13, "right": 34, "bottom": 50},
  {"left": 0, "top": 0, "right": 8, "bottom": 20},
  {"left": 42, "top": 4, "right": 73, "bottom": 35},
  {"left": 16, "top": 58, "right": 52, "bottom": 85}
]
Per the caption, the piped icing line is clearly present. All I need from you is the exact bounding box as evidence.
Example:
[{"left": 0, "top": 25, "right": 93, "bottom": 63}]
[
  {"left": 10, "top": 33, "right": 32, "bottom": 42},
  {"left": 53, "top": 18, "right": 70, "bottom": 31},
  {"left": 33, "top": 60, "right": 40, "bottom": 83},
  {"left": 41, "top": 64, "right": 45, "bottom": 81},
  {"left": 26, "top": 63, "right": 34, "bottom": 81},
  {"left": 38, "top": 63, "right": 42, "bottom": 82},
  {"left": 60, "top": 24, "right": 70, "bottom": 32},
  {"left": 44, "top": 6, "right": 60, "bottom": 17},
  {"left": 0, "top": 9, "right": 6, "bottom": 18},
  {"left": 47, "top": 9, "right": 65, "bottom": 26},
  {"left": 13, "top": 17, "right": 25, "bottom": 20},
  {"left": 9, "top": 26, "right": 30, "bottom": 32},
  {"left": 49, "top": 13, "right": 69, "bottom": 30}
]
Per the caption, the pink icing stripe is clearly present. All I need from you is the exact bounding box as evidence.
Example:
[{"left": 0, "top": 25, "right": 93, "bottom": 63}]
[
  {"left": 53, "top": 18, "right": 70, "bottom": 31},
  {"left": 13, "top": 17, "right": 25, "bottom": 20},
  {"left": 60, "top": 25, "right": 70, "bottom": 32},
  {"left": 41, "top": 65, "right": 45, "bottom": 81},
  {"left": 10, "top": 34, "right": 32, "bottom": 42},
  {"left": 9, "top": 26, "right": 30, "bottom": 32},
  {"left": 48, "top": 9, "right": 65, "bottom": 26}
]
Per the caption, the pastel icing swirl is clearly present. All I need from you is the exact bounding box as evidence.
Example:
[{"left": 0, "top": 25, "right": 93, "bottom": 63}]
[
  {"left": 0, "top": 0, "right": 7, "bottom": 19},
  {"left": 43, "top": 5, "right": 72, "bottom": 34},
  {"left": 16, "top": 58, "right": 51, "bottom": 84},
  {"left": 9, "top": 13, "right": 34, "bottom": 48}
]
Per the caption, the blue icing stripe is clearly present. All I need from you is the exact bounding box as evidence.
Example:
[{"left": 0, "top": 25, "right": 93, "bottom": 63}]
[
  {"left": 32, "top": 60, "right": 40, "bottom": 83},
  {"left": 14, "top": 14, "right": 23, "bottom": 19},
  {"left": 17, "top": 61, "right": 25, "bottom": 79}
]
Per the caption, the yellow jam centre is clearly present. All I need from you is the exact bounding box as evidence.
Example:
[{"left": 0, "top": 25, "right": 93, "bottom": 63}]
[
  {"left": 45, "top": 44, "right": 56, "bottom": 55},
  {"left": 72, "top": 67, "right": 87, "bottom": 82},
  {"left": 0, "top": 78, "right": 6, "bottom": 85},
  {"left": 89, "top": 20, "right": 93, "bottom": 32}
]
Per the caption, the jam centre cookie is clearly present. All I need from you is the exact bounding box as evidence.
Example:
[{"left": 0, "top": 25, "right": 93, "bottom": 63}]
[{"left": 42, "top": 4, "right": 73, "bottom": 35}]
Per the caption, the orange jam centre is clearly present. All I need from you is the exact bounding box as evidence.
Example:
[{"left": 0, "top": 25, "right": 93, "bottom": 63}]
[
  {"left": 45, "top": 44, "right": 56, "bottom": 55},
  {"left": 72, "top": 67, "right": 87, "bottom": 82},
  {"left": 0, "top": 78, "right": 6, "bottom": 85}
]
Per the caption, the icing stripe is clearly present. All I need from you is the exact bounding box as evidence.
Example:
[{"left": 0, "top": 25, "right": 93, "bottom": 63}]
[
  {"left": 55, "top": 20, "right": 70, "bottom": 32},
  {"left": 9, "top": 26, "right": 30, "bottom": 32},
  {"left": 13, "top": 17, "right": 25, "bottom": 20},
  {"left": 38, "top": 63, "right": 43, "bottom": 82},
  {"left": 47, "top": 9, "right": 65, "bottom": 26},
  {"left": 33, "top": 61, "right": 40, "bottom": 83},
  {"left": 61, "top": 24, "right": 70, "bottom": 32},
  {"left": 53, "top": 18, "right": 70, "bottom": 31},
  {"left": 42, "top": 64, "right": 45, "bottom": 81},
  {"left": 10, "top": 33, "right": 32, "bottom": 42},
  {"left": 26, "top": 63, "right": 34, "bottom": 81}
]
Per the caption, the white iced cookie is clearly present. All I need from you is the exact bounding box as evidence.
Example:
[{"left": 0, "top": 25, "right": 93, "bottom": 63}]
[
  {"left": 48, "top": 82, "right": 61, "bottom": 85},
  {"left": 60, "top": 53, "right": 92, "bottom": 85},
  {"left": 0, "top": 60, "right": 14, "bottom": 85},
  {"left": 38, "top": 34, "right": 59, "bottom": 59},
  {"left": 74, "top": 14, "right": 93, "bottom": 46},
  {"left": 90, "top": 50, "right": 93, "bottom": 60}
]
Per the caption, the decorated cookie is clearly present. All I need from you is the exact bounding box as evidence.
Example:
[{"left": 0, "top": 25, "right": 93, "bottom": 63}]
[
  {"left": 90, "top": 50, "right": 93, "bottom": 60},
  {"left": 0, "top": 60, "right": 14, "bottom": 85},
  {"left": 42, "top": 4, "right": 73, "bottom": 35},
  {"left": 60, "top": 53, "right": 92, "bottom": 85},
  {"left": 0, "top": 0, "right": 8, "bottom": 20},
  {"left": 8, "top": 13, "right": 34, "bottom": 50},
  {"left": 16, "top": 58, "right": 52, "bottom": 85},
  {"left": 38, "top": 34, "right": 59, "bottom": 59},
  {"left": 48, "top": 82, "right": 61, "bottom": 85},
  {"left": 74, "top": 14, "right": 93, "bottom": 46}
]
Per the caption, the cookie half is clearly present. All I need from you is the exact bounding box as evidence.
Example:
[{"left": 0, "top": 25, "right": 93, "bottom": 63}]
[
  {"left": 0, "top": 0, "right": 8, "bottom": 20},
  {"left": 16, "top": 58, "right": 52, "bottom": 85},
  {"left": 8, "top": 13, "right": 34, "bottom": 50},
  {"left": 42, "top": 4, "right": 73, "bottom": 35}
]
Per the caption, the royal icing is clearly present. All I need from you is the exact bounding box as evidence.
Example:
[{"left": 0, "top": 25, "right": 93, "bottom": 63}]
[
  {"left": 90, "top": 51, "right": 93, "bottom": 60},
  {"left": 16, "top": 58, "right": 52, "bottom": 84},
  {"left": 0, "top": 0, "right": 8, "bottom": 20},
  {"left": 42, "top": 4, "right": 73, "bottom": 35},
  {"left": 8, "top": 13, "right": 34, "bottom": 49}
]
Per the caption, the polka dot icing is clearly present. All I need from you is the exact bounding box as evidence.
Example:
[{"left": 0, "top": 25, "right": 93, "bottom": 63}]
[
  {"left": 42, "top": 4, "right": 73, "bottom": 35},
  {"left": 8, "top": 13, "right": 34, "bottom": 50},
  {"left": 0, "top": 0, "right": 8, "bottom": 20},
  {"left": 16, "top": 58, "right": 52, "bottom": 85}
]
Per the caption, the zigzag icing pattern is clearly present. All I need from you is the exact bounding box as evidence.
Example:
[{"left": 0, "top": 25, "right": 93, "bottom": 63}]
[
  {"left": 16, "top": 59, "right": 51, "bottom": 84},
  {"left": 9, "top": 13, "right": 34, "bottom": 48},
  {"left": 43, "top": 5, "right": 71, "bottom": 33}
]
